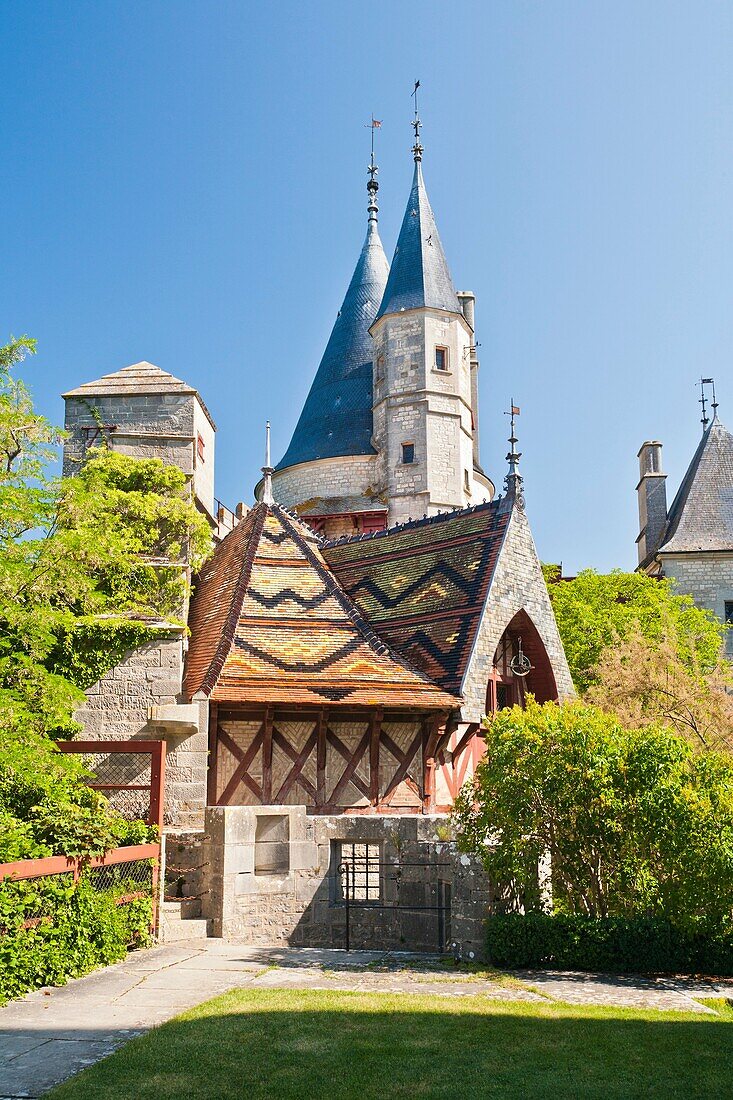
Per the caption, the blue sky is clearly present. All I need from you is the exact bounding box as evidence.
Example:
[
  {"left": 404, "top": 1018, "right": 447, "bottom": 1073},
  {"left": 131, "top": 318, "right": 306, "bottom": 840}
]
[{"left": 3, "top": 1, "right": 731, "bottom": 572}]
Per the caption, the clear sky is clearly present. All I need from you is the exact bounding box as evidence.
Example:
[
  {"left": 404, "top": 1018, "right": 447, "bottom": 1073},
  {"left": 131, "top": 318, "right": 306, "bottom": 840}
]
[{"left": 3, "top": 1, "right": 731, "bottom": 572}]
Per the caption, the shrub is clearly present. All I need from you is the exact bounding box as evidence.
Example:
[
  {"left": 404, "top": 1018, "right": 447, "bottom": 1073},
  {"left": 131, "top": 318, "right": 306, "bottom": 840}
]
[
  {"left": 486, "top": 912, "right": 733, "bottom": 976},
  {"left": 0, "top": 870, "right": 154, "bottom": 1004}
]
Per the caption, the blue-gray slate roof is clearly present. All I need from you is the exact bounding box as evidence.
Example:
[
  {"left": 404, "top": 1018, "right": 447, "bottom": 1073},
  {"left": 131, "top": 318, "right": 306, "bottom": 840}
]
[
  {"left": 277, "top": 220, "right": 389, "bottom": 470},
  {"left": 660, "top": 417, "right": 733, "bottom": 553},
  {"left": 375, "top": 161, "right": 460, "bottom": 320}
]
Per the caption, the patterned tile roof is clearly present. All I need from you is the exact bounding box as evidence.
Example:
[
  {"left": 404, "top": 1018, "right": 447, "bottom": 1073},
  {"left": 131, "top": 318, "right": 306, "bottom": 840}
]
[
  {"left": 660, "top": 417, "right": 733, "bottom": 554},
  {"left": 184, "top": 502, "right": 458, "bottom": 709},
  {"left": 276, "top": 220, "right": 389, "bottom": 472},
  {"left": 375, "top": 161, "right": 460, "bottom": 321},
  {"left": 323, "top": 502, "right": 510, "bottom": 694}
]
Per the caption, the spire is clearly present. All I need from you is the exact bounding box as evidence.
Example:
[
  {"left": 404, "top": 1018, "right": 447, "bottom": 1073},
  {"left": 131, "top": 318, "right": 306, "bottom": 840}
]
[
  {"left": 261, "top": 421, "right": 274, "bottom": 505},
  {"left": 367, "top": 116, "right": 381, "bottom": 228},
  {"left": 504, "top": 401, "right": 524, "bottom": 507},
  {"left": 660, "top": 410, "right": 733, "bottom": 554},
  {"left": 275, "top": 159, "right": 390, "bottom": 472},
  {"left": 375, "top": 90, "right": 460, "bottom": 321}
]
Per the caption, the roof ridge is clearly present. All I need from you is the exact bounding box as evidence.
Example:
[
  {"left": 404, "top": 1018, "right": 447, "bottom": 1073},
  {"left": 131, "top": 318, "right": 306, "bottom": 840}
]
[
  {"left": 323, "top": 498, "right": 499, "bottom": 547},
  {"left": 273, "top": 503, "right": 452, "bottom": 691},
  {"left": 197, "top": 505, "right": 266, "bottom": 695}
]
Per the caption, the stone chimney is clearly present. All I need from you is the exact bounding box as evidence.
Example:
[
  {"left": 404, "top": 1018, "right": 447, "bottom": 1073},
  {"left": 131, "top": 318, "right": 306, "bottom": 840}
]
[{"left": 636, "top": 441, "right": 667, "bottom": 565}]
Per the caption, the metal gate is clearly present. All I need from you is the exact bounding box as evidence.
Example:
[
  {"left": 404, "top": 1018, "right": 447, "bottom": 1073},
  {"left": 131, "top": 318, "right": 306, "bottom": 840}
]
[{"left": 337, "top": 850, "right": 452, "bottom": 953}]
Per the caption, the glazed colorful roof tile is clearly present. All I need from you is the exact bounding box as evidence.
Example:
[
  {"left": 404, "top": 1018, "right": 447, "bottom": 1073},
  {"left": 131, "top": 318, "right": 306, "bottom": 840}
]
[
  {"left": 323, "top": 502, "right": 510, "bottom": 694},
  {"left": 184, "top": 502, "right": 459, "bottom": 709}
]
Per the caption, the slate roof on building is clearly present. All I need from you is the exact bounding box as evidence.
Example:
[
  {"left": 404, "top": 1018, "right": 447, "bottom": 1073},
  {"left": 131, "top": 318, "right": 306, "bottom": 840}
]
[
  {"left": 295, "top": 495, "right": 388, "bottom": 517},
  {"left": 323, "top": 501, "right": 511, "bottom": 695},
  {"left": 184, "top": 501, "right": 459, "bottom": 709},
  {"left": 375, "top": 161, "right": 461, "bottom": 321},
  {"left": 276, "top": 220, "right": 389, "bottom": 472},
  {"left": 659, "top": 417, "right": 733, "bottom": 554},
  {"left": 62, "top": 361, "right": 216, "bottom": 428}
]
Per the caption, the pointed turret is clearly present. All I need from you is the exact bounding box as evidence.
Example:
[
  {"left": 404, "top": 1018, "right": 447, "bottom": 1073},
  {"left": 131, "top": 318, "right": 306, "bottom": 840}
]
[
  {"left": 276, "top": 182, "right": 389, "bottom": 471},
  {"left": 659, "top": 414, "right": 733, "bottom": 554},
  {"left": 375, "top": 159, "right": 460, "bottom": 320}
]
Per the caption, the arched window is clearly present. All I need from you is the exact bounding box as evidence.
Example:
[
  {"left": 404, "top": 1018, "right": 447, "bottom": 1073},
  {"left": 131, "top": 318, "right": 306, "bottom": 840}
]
[{"left": 486, "top": 610, "right": 558, "bottom": 714}]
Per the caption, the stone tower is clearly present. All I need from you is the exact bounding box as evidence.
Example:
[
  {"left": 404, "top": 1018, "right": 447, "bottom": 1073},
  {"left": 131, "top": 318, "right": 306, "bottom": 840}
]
[
  {"left": 636, "top": 407, "right": 733, "bottom": 655},
  {"left": 370, "top": 128, "right": 492, "bottom": 525},
  {"left": 62, "top": 360, "right": 217, "bottom": 524}
]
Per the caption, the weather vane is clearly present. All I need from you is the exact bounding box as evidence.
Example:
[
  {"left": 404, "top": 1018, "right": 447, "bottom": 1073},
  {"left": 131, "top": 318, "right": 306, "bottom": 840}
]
[
  {"left": 411, "top": 79, "right": 422, "bottom": 161},
  {"left": 699, "top": 377, "right": 718, "bottom": 431},
  {"left": 365, "top": 116, "right": 382, "bottom": 223}
]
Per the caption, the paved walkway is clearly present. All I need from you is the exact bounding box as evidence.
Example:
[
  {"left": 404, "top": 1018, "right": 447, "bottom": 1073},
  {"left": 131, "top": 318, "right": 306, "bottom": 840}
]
[{"left": 2, "top": 942, "right": 732, "bottom": 1098}]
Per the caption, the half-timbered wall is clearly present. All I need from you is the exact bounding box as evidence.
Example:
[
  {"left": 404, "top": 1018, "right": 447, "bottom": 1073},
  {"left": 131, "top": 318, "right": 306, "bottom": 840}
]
[{"left": 209, "top": 705, "right": 441, "bottom": 814}]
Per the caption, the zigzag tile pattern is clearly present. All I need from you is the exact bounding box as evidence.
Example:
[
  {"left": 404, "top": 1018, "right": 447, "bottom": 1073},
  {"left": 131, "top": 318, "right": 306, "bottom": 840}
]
[
  {"left": 185, "top": 503, "right": 459, "bottom": 709},
  {"left": 323, "top": 502, "right": 509, "bottom": 693}
]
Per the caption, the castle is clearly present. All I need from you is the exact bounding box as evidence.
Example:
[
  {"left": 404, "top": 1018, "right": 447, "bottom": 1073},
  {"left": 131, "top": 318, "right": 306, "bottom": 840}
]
[{"left": 61, "top": 118, "right": 575, "bottom": 954}]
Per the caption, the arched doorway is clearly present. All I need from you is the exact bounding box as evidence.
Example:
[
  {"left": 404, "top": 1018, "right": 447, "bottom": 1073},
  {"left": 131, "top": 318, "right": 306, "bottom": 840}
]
[{"left": 486, "top": 609, "right": 558, "bottom": 713}]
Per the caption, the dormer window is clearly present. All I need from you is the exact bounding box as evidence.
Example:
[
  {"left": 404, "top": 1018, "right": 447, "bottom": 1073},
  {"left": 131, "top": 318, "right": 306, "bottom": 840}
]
[
  {"left": 402, "top": 443, "right": 415, "bottom": 465},
  {"left": 435, "top": 346, "right": 449, "bottom": 372}
]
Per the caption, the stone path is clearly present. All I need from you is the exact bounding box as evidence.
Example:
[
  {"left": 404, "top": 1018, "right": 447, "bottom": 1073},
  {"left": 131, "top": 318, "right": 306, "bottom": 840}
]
[{"left": 2, "top": 942, "right": 732, "bottom": 1098}]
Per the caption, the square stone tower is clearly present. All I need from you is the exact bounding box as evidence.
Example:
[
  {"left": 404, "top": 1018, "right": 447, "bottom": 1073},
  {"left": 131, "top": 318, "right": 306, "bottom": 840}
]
[{"left": 62, "top": 361, "right": 216, "bottom": 523}]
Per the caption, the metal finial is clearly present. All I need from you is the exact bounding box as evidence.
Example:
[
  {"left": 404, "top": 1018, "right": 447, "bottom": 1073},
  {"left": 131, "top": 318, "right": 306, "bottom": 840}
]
[
  {"left": 261, "top": 420, "right": 274, "bottom": 505},
  {"left": 504, "top": 400, "right": 524, "bottom": 506},
  {"left": 411, "top": 79, "right": 423, "bottom": 162},
  {"left": 700, "top": 377, "right": 718, "bottom": 431},
  {"left": 366, "top": 116, "right": 381, "bottom": 226}
]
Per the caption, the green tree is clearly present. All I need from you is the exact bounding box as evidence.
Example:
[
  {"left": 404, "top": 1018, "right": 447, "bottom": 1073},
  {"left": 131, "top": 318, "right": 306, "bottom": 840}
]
[
  {"left": 453, "top": 699, "right": 733, "bottom": 926},
  {"left": 545, "top": 568, "right": 726, "bottom": 693}
]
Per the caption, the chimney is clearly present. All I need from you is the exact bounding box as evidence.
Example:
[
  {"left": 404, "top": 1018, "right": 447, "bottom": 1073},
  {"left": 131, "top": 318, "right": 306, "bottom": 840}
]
[{"left": 636, "top": 441, "right": 667, "bottom": 565}]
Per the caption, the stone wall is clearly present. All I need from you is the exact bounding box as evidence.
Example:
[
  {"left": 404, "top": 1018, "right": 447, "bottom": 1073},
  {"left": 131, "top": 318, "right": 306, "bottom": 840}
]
[
  {"left": 461, "top": 502, "right": 575, "bottom": 721},
  {"left": 204, "top": 806, "right": 489, "bottom": 959},
  {"left": 271, "top": 454, "right": 380, "bottom": 509},
  {"left": 660, "top": 551, "right": 733, "bottom": 657},
  {"left": 74, "top": 636, "right": 209, "bottom": 828}
]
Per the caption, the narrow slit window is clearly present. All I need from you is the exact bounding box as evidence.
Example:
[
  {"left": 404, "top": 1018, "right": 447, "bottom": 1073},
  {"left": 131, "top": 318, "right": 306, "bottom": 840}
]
[
  {"left": 197, "top": 433, "right": 206, "bottom": 462},
  {"left": 402, "top": 443, "right": 415, "bottom": 465},
  {"left": 464, "top": 469, "right": 471, "bottom": 493},
  {"left": 435, "top": 346, "right": 448, "bottom": 371}
]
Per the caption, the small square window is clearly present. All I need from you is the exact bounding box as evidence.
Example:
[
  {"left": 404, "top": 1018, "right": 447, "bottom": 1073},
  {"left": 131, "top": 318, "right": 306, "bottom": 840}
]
[
  {"left": 435, "top": 346, "right": 448, "bottom": 371},
  {"left": 337, "top": 842, "right": 381, "bottom": 902},
  {"left": 402, "top": 443, "right": 415, "bottom": 465}
]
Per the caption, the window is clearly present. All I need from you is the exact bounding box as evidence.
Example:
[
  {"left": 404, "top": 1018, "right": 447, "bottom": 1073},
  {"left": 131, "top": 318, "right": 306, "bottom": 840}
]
[
  {"left": 401, "top": 442, "right": 415, "bottom": 465},
  {"left": 197, "top": 433, "right": 206, "bottom": 462},
  {"left": 435, "top": 346, "right": 449, "bottom": 371},
  {"left": 337, "top": 842, "right": 381, "bottom": 902},
  {"left": 375, "top": 354, "right": 385, "bottom": 382},
  {"left": 464, "top": 469, "right": 471, "bottom": 494},
  {"left": 726, "top": 601, "right": 733, "bottom": 625}
]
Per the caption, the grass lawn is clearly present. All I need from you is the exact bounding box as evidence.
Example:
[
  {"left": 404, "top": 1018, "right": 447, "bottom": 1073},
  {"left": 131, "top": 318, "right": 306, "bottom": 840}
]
[{"left": 48, "top": 988, "right": 733, "bottom": 1100}]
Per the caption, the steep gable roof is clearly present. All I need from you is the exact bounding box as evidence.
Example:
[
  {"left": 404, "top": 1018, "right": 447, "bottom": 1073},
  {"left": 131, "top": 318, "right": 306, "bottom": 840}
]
[
  {"left": 323, "top": 501, "right": 510, "bottom": 695},
  {"left": 375, "top": 161, "right": 460, "bottom": 321},
  {"left": 184, "top": 502, "right": 458, "bottom": 709},
  {"left": 276, "top": 220, "right": 389, "bottom": 471},
  {"left": 660, "top": 417, "right": 733, "bottom": 554}
]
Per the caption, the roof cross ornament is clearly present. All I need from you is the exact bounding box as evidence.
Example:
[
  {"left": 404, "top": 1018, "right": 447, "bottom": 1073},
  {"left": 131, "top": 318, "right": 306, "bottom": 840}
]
[
  {"left": 699, "top": 377, "right": 718, "bottom": 432},
  {"left": 411, "top": 79, "right": 423, "bottom": 162},
  {"left": 504, "top": 400, "right": 525, "bottom": 508},
  {"left": 261, "top": 421, "right": 274, "bottom": 505}
]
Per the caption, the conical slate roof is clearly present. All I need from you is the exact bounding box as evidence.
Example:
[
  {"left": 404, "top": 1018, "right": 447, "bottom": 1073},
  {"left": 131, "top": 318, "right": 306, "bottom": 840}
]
[
  {"left": 276, "top": 220, "right": 389, "bottom": 470},
  {"left": 660, "top": 417, "right": 733, "bottom": 553},
  {"left": 375, "top": 161, "right": 460, "bottom": 320}
]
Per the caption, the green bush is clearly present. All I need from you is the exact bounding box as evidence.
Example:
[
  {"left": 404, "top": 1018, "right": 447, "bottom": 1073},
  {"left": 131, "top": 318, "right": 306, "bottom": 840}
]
[
  {"left": 0, "top": 869, "right": 154, "bottom": 1003},
  {"left": 486, "top": 912, "right": 733, "bottom": 975}
]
